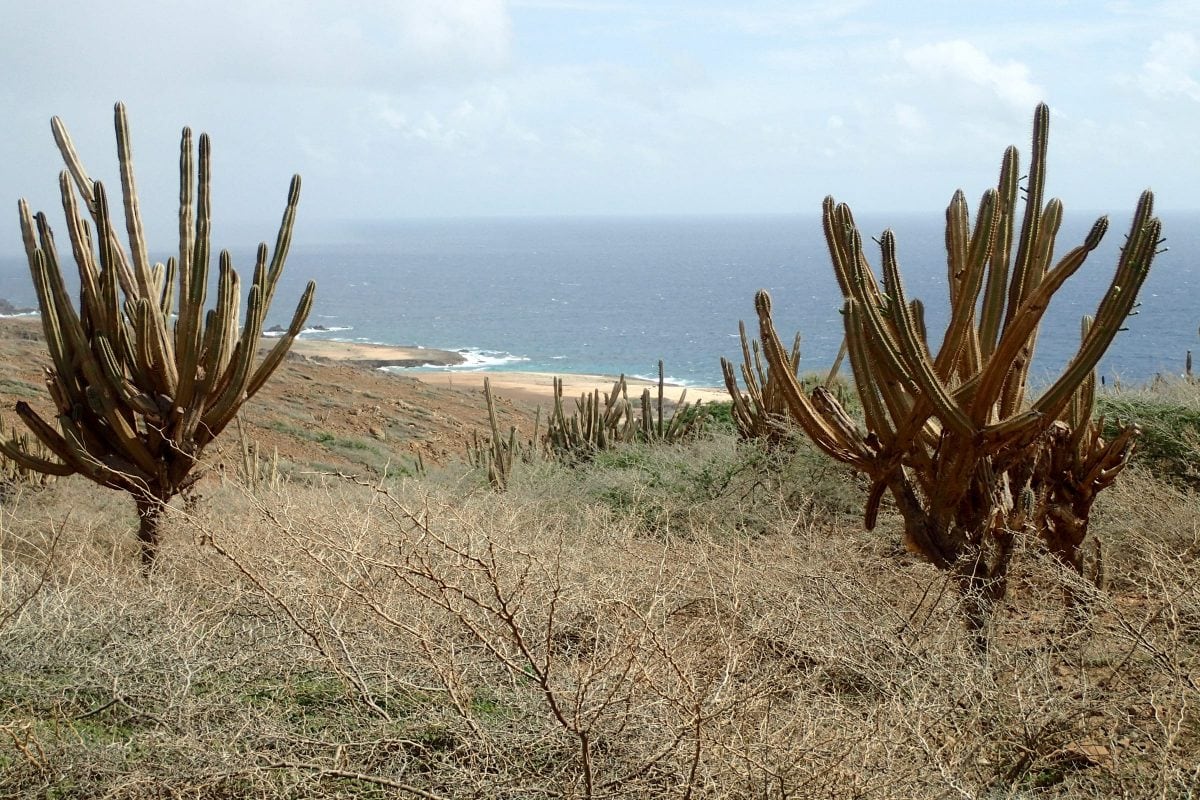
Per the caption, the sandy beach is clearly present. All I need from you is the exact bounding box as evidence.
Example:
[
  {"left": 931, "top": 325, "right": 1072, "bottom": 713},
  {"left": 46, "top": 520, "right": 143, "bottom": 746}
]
[
  {"left": 409, "top": 370, "right": 729, "bottom": 408},
  {"left": 284, "top": 337, "right": 726, "bottom": 406}
]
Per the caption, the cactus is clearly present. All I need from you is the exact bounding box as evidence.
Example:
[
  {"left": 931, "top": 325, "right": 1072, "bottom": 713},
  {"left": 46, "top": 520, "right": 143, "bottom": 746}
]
[
  {"left": 754, "top": 104, "right": 1159, "bottom": 641},
  {"left": 234, "top": 415, "right": 281, "bottom": 490},
  {"left": 547, "top": 374, "right": 633, "bottom": 461},
  {"left": 0, "top": 424, "right": 57, "bottom": 496},
  {"left": 547, "top": 363, "right": 705, "bottom": 462},
  {"left": 638, "top": 360, "right": 706, "bottom": 442},
  {"left": 470, "top": 377, "right": 518, "bottom": 490},
  {"left": 0, "top": 103, "right": 316, "bottom": 568},
  {"left": 720, "top": 321, "right": 801, "bottom": 444}
]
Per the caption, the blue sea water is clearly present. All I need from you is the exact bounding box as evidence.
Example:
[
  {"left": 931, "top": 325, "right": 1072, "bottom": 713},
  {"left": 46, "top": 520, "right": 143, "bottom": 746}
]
[{"left": 1, "top": 211, "right": 1196, "bottom": 388}]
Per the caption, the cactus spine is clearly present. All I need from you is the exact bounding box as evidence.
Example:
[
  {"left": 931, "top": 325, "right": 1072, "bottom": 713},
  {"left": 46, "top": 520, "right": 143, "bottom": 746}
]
[
  {"left": 754, "top": 104, "right": 1158, "bottom": 641},
  {"left": 1, "top": 103, "right": 316, "bottom": 568}
]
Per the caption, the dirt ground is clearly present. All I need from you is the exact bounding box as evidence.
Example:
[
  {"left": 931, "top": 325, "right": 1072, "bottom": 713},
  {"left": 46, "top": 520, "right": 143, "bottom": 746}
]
[{"left": 0, "top": 316, "right": 542, "bottom": 482}]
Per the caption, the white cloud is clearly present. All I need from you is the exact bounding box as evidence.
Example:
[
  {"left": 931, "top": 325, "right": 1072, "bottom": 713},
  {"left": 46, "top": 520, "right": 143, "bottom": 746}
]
[
  {"left": 903, "top": 40, "right": 1043, "bottom": 111},
  {"left": 893, "top": 103, "right": 926, "bottom": 132},
  {"left": 1139, "top": 32, "right": 1200, "bottom": 102},
  {"left": 717, "top": 2, "right": 871, "bottom": 34},
  {"left": 0, "top": 0, "right": 513, "bottom": 92},
  {"left": 370, "top": 86, "right": 541, "bottom": 154}
]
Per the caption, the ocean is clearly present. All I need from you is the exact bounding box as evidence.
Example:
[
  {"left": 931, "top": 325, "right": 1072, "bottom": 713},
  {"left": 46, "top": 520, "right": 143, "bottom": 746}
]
[{"left": 1, "top": 211, "right": 1196, "bottom": 388}]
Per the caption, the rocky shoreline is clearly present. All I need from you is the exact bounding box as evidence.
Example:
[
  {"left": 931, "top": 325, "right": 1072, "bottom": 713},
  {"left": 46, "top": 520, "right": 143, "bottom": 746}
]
[{"left": 282, "top": 338, "right": 466, "bottom": 369}]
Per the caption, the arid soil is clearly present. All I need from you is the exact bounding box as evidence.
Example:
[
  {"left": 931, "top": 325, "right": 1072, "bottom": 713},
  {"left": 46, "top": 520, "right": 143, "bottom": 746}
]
[{"left": 0, "top": 317, "right": 541, "bottom": 481}]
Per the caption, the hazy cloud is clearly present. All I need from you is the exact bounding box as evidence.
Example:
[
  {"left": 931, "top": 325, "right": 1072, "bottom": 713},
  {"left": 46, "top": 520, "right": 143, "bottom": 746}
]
[
  {"left": 0, "top": 0, "right": 512, "bottom": 91},
  {"left": 0, "top": 0, "right": 1196, "bottom": 257},
  {"left": 903, "top": 40, "right": 1043, "bottom": 111},
  {"left": 1139, "top": 32, "right": 1200, "bottom": 102}
]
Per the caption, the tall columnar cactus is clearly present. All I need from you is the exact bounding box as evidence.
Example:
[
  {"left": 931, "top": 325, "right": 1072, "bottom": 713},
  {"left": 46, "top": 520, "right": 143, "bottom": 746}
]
[
  {"left": 0, "top": 103, "right": 316, "bottom": 567},
  {"left": 754, "top": 104, "right": 1159, "bottom": 639}
]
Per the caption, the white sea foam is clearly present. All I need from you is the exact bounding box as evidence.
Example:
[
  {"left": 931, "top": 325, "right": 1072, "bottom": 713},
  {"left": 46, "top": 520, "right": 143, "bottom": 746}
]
[
  {"left": 448, "top": 348, "right": 531, "bottom": 370},
  {"left": 372, "top": 347, "right": 530, "bottom": 374},
  {"left": 263, "top": 325, "right": 354, "bottom": 338},
  {"left": 629, "top": 372, "right": 691, "bottom": 387},
  {"left": 300, "top": 325, "right": 354, "bottom": 335}
]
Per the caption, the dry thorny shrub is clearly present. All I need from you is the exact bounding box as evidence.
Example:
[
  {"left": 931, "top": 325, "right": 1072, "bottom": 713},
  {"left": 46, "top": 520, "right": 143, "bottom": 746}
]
[{"left": 0, "top": 444, "right": 1198, "bottom": 798}]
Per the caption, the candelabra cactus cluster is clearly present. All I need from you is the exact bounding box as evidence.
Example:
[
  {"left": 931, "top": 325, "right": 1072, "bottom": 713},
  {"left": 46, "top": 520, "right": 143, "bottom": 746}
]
[
  {"left": 547, "top": 362, "right": 705, "bottom": 461},
  {"left": 754, "top": 104, "right": 1160, "bottom": 639},
  {"left": 720, "top": 321, "right": 802, "bottom": 445},
  {"left": 0, "top": 103, "right": 315, "bottom": 568}
]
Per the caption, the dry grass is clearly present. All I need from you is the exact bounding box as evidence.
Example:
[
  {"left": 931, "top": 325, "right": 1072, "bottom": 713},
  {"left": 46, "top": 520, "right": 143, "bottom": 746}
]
[{"left": 1, "top": 433, "right": 1198, "bottom": 798}]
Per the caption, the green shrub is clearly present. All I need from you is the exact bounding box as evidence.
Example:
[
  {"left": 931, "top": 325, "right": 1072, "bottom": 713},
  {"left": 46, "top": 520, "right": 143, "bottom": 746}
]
[{"left": 1096, "top": 388, "right": 1200, "bottom": 486}]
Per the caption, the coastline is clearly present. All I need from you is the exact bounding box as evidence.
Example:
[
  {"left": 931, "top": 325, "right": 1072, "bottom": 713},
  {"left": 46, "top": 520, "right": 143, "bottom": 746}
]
[
  {"left": 407, "top": 370, "right": 729, "bottom": 408},
  {"left": 284, "top": 336, "right": 726, "bottom": 406},
  {"left": 283, "top": 338, "right": 466, "bottom": 369}
]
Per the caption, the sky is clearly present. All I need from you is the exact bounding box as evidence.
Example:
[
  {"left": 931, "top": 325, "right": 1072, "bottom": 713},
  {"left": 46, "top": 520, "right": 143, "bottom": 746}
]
[{"left": 0, "top": 0, "right": 1197, "bottom": 253}]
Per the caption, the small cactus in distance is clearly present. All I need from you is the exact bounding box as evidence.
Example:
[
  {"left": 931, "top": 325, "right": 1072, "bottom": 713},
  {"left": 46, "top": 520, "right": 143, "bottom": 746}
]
[
  {"left": 0, "top": 103, "right": 316, "bottom": 569},
  {"left": 546, "top": 362, "right": 705, "bottom": 462}
]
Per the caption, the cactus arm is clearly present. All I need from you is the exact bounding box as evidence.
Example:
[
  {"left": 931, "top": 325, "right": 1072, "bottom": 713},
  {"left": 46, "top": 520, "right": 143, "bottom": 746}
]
[
  {"left": 1089, "top": 191, "right": 1158, "bottom": 337},
  {"left": 200, "top": 280, "right": 314, "bottom": 443},
  {"left": 757, "top": 292, "right": 870, "bottom": 464},
  {"left": 91, "top": 183, "right": 122, "bottom": 341},
  {"left": 998, "top": 198, "right": 1065, "bottom": 419},
  {"left": 961, "top": 191, "right": 1001, "bottom": 378},
  {"left": 978, "top": 146, "right": 1019, "bottom": 362},
  {"left": 243, "top": 280, "right": 316, "bottom": 399},
  {"left": 159, "top": 257, "right": 176, "bottom": 318},
  {"left": 823, "top": 197, "right": 867, "bottom": 299},
  {"left": 141, "top": 292, "right": 179, "bottom": 397},
  {"left": 1028, "top": 198, "right": 1159, "bottom": 422},
  {"left": 177, "top": 127, "right": 194, "bottom": 318},
  {"left": 1003, "top": 103, "right": 1050, "bottom": 332},
  {"left": 945, "top": 190, "right": 970, "bottom": 307},
  {"left": 656, "top": 359, "right": 665, "bottom": 438},
  {"left": 28, "top": 243, "right": 91, "bottom": 413},
  {"left": 971, "top": 215, "right": 1108, "bottom": 427},
  {"left": 114, "top": 103, "right": 154, "bottom": 298},
  {"left": 200, "top": 251, "right": 241, "bottom": 399},
  {"left": 50, "top": 116, "right": 97, "bottom": 215},
  {"left": 174, "top": 133, "right": 212, "bottom": 415},
  {"left": 844, "top": 302, "right": 900, "bottom": 445},
  {"left": 56, "top": 173, "right": 103, "bottom": 320},
  {"left": 10, "top": 402, "right": 85, "bottom": 474},
  {"left": 1067, "top": 315, "right": 1097, "bottom": 455},
  {"left": 52, "top": 115, "right": 139, "bottom": 299},
  {"left": 194, "top": 285, "right": 262, "bottom": 442},
  {"left": 876, "top": 232, "right": 976, "bottom": 439},
  {"left": 0, "top": 435, "right": 75, "bottom": 476},
  {"left": 935, "top": 189, "right": 997, "bottom": 380},
  {"left": 261, "top": 176, "right": 302, "bottom": 312},
  {"left": 720, "top": 357, "right": 754, "bottom": 438},
  {"left": 13, "top": 401, "right": 141, "bottom": 491},
  {"left": 76, "top": 335, "right": 161, "bottom": 477}
]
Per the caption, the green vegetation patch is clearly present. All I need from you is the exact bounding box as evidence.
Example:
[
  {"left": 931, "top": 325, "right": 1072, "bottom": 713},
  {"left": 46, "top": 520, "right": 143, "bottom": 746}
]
[{"left": 1096, "top": 391, "right": 1200, "bottom": 486}]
